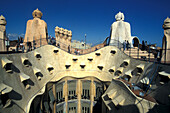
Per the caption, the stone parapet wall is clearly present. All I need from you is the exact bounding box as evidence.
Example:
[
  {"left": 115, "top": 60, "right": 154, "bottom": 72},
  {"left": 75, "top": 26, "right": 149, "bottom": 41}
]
[{"left": 0, "top": 45, "right": 169, "bottom": 113}]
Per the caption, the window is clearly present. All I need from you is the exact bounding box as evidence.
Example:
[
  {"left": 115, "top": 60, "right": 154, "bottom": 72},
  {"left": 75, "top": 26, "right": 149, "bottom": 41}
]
[
  {"left": 68, "top": 102, "right": 77, "bottom": 113},
  {"left": 82, "top": 81, "right": 90, "bottom": 99},
  {"left": 94, "top": 82, "right": 103, "bottom": 101},
  {"left": 81, "top": 101, "right": 90, "bottom": 113},
  {"left": 56, "top": 103, "right": 64, "bottom": 113},
  {"left": 68, "top": 80, "right": 77, "bottom": 100},
  {"left": 56, "top": 82, "right": 64, "bottom": 103}
]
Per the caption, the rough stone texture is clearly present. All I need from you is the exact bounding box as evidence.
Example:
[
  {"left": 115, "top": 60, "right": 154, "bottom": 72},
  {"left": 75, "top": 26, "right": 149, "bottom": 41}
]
[
  {"left": 102, "top": 80, "right": 156, "bottom": 113},
  {"left": 109, "top": 12, "right": 139, "bottom": 47},
  {"left": 55, "top": 26, "right": 72, "bottom": 51},
  {"left": 0, "top": 45, "right": 170, "bottom": 113},
  {"left": 24, "top": 8, "right": 48, "bottom": 48},
  {"left": 0, "top": 15, "right": 7, "bottom": 51},
  {"left": 162, "top": 17, "right": 170, "bottom": 63}
]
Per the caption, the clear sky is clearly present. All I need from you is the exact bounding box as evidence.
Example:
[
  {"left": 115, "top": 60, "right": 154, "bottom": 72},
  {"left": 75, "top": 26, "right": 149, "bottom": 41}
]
[{"left": 0, "top": 0, "right": 170, "bottom": 47}]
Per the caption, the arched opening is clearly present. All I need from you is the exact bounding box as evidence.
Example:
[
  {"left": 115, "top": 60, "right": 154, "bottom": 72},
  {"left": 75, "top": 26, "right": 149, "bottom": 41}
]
[{"left": 133, "top": 37, "right": 139, "bottom": 47}]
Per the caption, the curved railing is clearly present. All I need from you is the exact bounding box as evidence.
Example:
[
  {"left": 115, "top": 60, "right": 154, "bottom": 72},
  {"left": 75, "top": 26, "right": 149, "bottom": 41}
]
[
  {"left": 0, "top": 37, "right": 108, "bottom": 55},
  {"left": 0, "top": 38, "right": 169, "bottom": 64}
]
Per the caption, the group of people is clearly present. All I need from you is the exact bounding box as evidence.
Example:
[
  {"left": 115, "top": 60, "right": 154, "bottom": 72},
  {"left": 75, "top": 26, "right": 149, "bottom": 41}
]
[
  {"left": 123, "top": 40, "right": 130, "bottom": 51},
  {"left": 48, "top": 36, "right": 56, "bottom": 45},
  {"left": 16, "top": 37, "right": 25, "bottom": 52},
  {"left": 142, "top": 40, "right": 148, "bottom": 51},
  {"left": 74, "top": 48, "right": 80, "bottom": 55}
]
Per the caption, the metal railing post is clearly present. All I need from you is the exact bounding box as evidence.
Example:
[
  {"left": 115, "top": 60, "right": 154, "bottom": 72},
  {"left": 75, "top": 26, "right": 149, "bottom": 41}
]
[
  {"left": 70, "top": 45, "right": 72, "bottom": 54},
  {"left": 129, "top": 43, "right": 131, "bottom": 56},
  {"left": 7, "top": 38, "right": 10, "bottom": 52},
  {"left": 33, "top": 36, "right": 35, "bottom": 50},
  {"left": 26, "top": 37, "right": 28, "bottom": 52},
  {"left": 164, "top": 41, "right": 167, "bottom": 64},
  {"left": 40, "top": 35, "right": 42, "bottom": 47},
  {"left": 138, "top": 44, "right": 139, "bottom": 59},
  {"left": 149, "top": 44, "right": 150, "bottom": 62}
]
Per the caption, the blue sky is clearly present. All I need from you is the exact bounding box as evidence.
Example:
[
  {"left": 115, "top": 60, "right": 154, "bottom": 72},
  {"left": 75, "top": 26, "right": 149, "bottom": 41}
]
[{"left": 1, "top": 0, "right": 170, "bottom": 47}]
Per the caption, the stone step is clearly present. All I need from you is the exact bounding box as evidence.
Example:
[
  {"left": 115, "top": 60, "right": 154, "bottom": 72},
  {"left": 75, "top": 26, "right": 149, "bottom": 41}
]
[
  {"left": 124, "top": 52, "right": 154, "bottom": 56},
  {"left": 124, "top": 51, "right": 154, "bottom": 55},
  {"left": 124, "top": 51, "right": 148, "bottom": 54},
  {"left": 125, "top": 52, "right": 155, "bottom": 56},
  {"left": 121, "top": 48, "right": 156, "bottom": 60},
  {"left": 130, "top": 55, "right": 155, "bottom": 59},
  {"left": 124, "top": 50, "right": 151, "bottom": 53}
]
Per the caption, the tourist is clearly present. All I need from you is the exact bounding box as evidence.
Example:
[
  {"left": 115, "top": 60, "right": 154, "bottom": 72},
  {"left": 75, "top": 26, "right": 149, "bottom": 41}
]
[
  {"left": 77, "top": 49, "right": 80, "bottom": 55},
  {"left": 145, "top": 41, "right": 147, "bottom": 50},
  {"left": 16, "top": 44, "right": 19, "bottom": 52},
  {"left": 95, "top": 47, "right": 98, "bottom": 51},
  {"left": 52, "top": 37, "right": 56, "bottom": 45},
  {"left": 142, "top": 40, "right": 145, "bottom": 51},
  {"left": 157, "top": 50, "right": 161, "bottom": 63},
  {"left": 74, "top": 49, "right": 77, "bottom": 55},
  {"left": 57, "top": 43, "right": 60, "bottom": 48},
  {"left": 27, "top": 42, "right": 32, "bottom": 52},
  {"left": 50, "top": 38, "right": 52, "bottom": 45},
  {"left": 48, "top": 35, "right": 52, "bottom": 44},
  {"left": 126, "top": 41, "right": 129, "bottom": 50},
  {"left": 6, "top": 38, "right": 10, "bottom": 52},
  {"left": 68, "top": 45, "right": 70, "bottom": 53},
  {"left": 20, "top": 37, "right": 23, "bottom": 49},
  {"left": 123, "top": 40, "right": 126, "bottom": 51},
  {"left": 17, "top": 37, "right": 20, "bottom": 51},
  {"left": 22, "top": 45, "right": 25, "bottom": 53},
  {"left": 33, "top": 40, "right": 36, "bottom": 49}
]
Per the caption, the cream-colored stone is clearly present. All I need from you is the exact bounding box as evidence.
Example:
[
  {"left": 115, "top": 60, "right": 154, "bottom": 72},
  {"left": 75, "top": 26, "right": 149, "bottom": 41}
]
[
  {"left": 19, "top": 73, "right": 30, "bottom": 82},
  {"left": 24, "top": 8, "right": 48, "bottom": 48},
  {"left": 0, "top": 15, "right": 7, "bottom": 51},
  {"left": 0, "top": 83, "right": 12, "bottom": 94},
  {"left": 1, "top": 57, "right": 13, "bottom": 68},
  {"left": 0, "top": 45, "right": 164, "bottom": 113},
  {"left": 110, "top": 12, "right": 139, "bottom": 47},
  {"left": 162, "top": 17, "right": 170, "bottom": 63},
  {"left": 55, "top": 26, "right": 72, "bottom": 51},
  {"left": 32, "top": 8, "right": 43, "bottom": 19},
  {"left": 0, "top": 15, "right": 6, "bottom": 25}
]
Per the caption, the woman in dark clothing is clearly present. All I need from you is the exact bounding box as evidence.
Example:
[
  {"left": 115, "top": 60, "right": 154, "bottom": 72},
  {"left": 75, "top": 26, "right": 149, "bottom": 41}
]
[{"left": 126, "top": 41, "right": 129, "bottom": 50}]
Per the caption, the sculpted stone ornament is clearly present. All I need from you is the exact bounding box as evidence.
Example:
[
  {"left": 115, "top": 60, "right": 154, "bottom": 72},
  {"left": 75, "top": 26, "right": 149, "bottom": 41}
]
[
  {"left": 24, "top": 8, "right": 48, "bottom": 48},
  {"left": 68, "top": 30, "right": 72, "bottom": 41},
  {"left": 32, "top": 8, "right": 43, "bottom": 19},
  {"left": 0, "top": 15, "right": 7, "bottom": 51},
  {"left": 0, "top": 15, "right": 7, "bottom": 26},
  {"left": 109, "top": 12, "right": 138, "bottom": 47},
  {"left": 115, "top": 11, "right": 124, "bottom": 21},
  {"left": 55, "top": 26, "right": 72, "bottom": 51},
  {"left": 162, "top": 17, "right": 170, "bottom": 63}
]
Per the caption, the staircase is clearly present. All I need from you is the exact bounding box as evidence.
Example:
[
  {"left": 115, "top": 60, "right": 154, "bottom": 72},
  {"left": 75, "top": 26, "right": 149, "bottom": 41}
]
[{"left": 122, "top": 47, "right": 155, "bottom": 61}]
